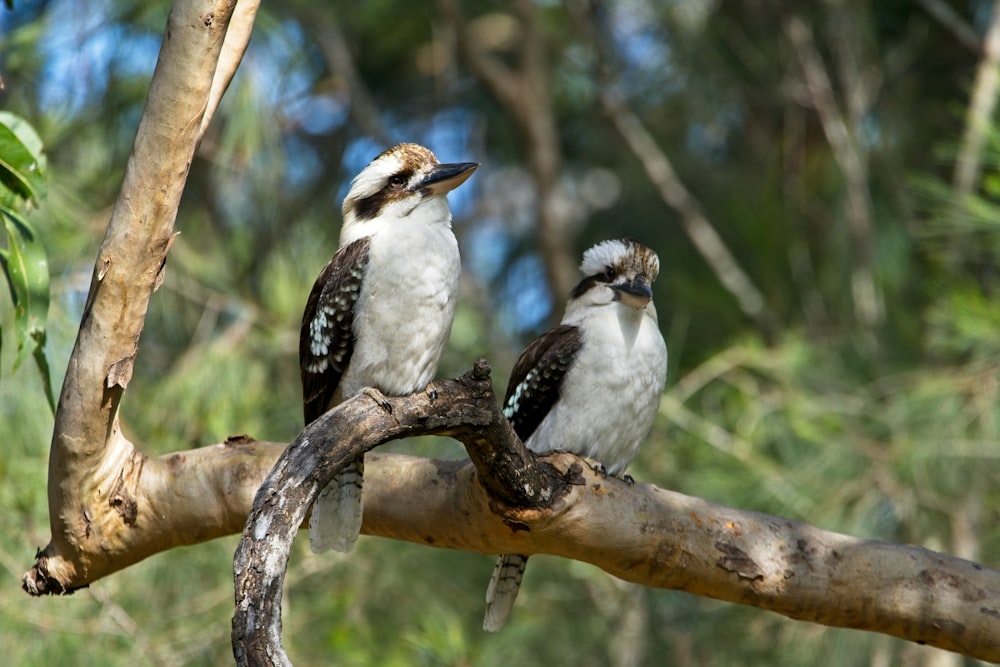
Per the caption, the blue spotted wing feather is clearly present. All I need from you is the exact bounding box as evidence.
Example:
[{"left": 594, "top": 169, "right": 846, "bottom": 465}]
[
  {"left": 502, "top": 324, "right": 583, "bottom": 442},
  {"left": 299, "top": 236, "right": 370, "bottom": 553},
  {"left": 299, "top": 237, "right": 370, "bottom": 425}
]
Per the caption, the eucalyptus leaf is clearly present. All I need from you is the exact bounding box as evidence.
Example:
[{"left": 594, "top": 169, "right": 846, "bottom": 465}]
[
  {"left": 0, "top": 207, "right": 50, "bottom": 376},
  {"left": 0, "top": 111, "right": 47, "bottom": 207}
]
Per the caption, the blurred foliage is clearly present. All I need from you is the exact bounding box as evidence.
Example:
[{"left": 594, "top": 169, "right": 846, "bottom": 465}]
[
  {"left": 0, "top": 110, "right": 53, "bottom": 408},
  {"left": 1, "top": 0, "right": 999, "bottom": 665}
]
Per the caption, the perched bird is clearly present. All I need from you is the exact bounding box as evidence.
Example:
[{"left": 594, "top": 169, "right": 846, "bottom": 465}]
[
  {"left": 483, "top": 238, "right": 668, "bottom": 632},
  {"left": 300, "top": 143, "right": 477, "bottom": 553}
]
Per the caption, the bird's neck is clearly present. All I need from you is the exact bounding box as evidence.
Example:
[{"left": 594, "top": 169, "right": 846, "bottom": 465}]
[
  {"left": 339, "top": 198, "right": 453, "bottom": 248},
  {"left": 568, "top": 300, "right": 656, "bottom": 350}
]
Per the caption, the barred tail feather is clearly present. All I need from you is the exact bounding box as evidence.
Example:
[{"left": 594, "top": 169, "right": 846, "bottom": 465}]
[
  {"left": 309, "top": 456, "right": 364, "bottom": 553},
  {"left": 483, "top": 553, "right": 529, "bottom": 632}
]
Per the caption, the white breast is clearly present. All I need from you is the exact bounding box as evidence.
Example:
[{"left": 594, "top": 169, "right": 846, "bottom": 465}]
[
  {"left": 526, "top": 304, "right": 667, "bottom": 474},
  {"left": 340, "top": 206, "right": 460, "bottom": 397}
]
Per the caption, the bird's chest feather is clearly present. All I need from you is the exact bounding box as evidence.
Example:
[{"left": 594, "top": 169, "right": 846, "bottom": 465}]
[
  {"left": 343, "top": 224, "right": 460, "bottom": 395},
  {"left": 528, "top": 309, "right": 667, "bottom": 473}
]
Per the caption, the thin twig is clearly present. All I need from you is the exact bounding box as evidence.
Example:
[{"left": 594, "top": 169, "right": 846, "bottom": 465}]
[
  {"left": 784, "top": 14, "right": 883, "bottom": 330},
  {"left": 308, "top": 10, "right": 391, "bottom": 146},
  {"left": 437, "top": 0, "right": 580, "bottom": 302},
  {"left": 915, "top": 0, "right": 982, "bottom": 54},
  {"left": 569, "top": 0, "right": 775, "bottom": 338},
  {"left": 953, "top": 0, "right": 1000, "bottom": 194}
]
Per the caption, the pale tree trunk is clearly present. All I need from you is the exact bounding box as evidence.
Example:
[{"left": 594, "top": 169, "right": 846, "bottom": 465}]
[
  {"left": 24, "top": 0, "right": 257, "bottom": 595},
  {"left": 21, "top": 2, "right": 1000, "bottom": 666}
]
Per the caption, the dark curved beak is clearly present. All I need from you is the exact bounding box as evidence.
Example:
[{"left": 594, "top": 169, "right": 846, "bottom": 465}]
[
  {"left": 415, "top": 162, "right": 479, "bottom": 196},
  {"left": 614, "top": 275, "right": 653, "bottom": 308}
]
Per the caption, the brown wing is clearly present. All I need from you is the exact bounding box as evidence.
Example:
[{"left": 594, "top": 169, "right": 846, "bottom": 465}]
[
  {"left": 299, "top": 237, "right": 371, "bottom": 425},
  {"left": 502, "top": 325, "right": 584, "bottom": 442}
]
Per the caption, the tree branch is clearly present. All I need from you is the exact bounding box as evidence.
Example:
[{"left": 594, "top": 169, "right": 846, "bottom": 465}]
[
  {"left": 24, "top": 346, "right": 1000, "bottom": 662},
  {"left": 230, "top": 361, "right": 569, "bottom": 665},
  {"left": 24, "top": 0, "right": 243, "bottom": 596},
  {"left": 915, "top": 0, "right": 982, "bottom": 55},
  {"left": 953, "top": 0, "right": 1000, "bottom": 195},
  {"left": 198, "top": 0, "right": 260, "bottom": 144},
  {"left": 307, "top": 9, "right": 391, "bottom": 146},
  {"left": 231, "top": 361, "right": 1000, "bottom": 664},
  {"left": 598, "top": 85, "right": 776, "bottom": 338}
]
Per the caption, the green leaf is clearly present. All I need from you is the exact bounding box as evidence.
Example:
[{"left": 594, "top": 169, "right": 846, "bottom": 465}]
[
  {"left": 32, "top": 332, "right": 56, "bottom": 413},
  {"left": 0, "top": 207, "right": 51, "bottom": 386},
  {"left": 0, "top": 111, "right": 47, "bottom": 208}
]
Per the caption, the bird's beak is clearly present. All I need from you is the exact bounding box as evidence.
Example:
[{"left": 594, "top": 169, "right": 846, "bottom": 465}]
[
  {"left": 416, "top": 162, "right": 479, "bottom": 196},
  {"left": 614, "top": 275, "right": 653, "bottom": 309}
]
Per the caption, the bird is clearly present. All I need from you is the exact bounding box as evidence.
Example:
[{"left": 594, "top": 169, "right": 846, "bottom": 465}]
[
  {"left": 299, "top": 143, "right": 477, "bottom": 554},
  {"left": 482, "top": 238, "right": 668, "bottom": 632}
]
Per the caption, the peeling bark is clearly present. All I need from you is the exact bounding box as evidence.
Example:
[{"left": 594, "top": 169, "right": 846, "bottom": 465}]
[{"left": 28, "top": 0, "right": 244, "bottom": 595}]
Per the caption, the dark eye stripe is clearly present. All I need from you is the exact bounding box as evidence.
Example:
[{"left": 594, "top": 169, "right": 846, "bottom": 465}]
[
  {"left": 352, "top": 171, "right": 414, "bottom": 220},
  {"left": 569, "top": 273, "right": 606, "bottom": 299}
]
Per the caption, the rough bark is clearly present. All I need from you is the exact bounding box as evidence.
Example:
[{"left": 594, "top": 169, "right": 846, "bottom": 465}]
[{"left": 230, "top": 365, "right": 1000, "bottom": 665}]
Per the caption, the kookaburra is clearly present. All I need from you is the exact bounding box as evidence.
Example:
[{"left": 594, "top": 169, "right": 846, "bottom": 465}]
[
  {"left": 483, "top": 238, "right": 668, "bottom": 632},
  {"left": 299, "top": 143, "right": 477, "bottom": 554}
]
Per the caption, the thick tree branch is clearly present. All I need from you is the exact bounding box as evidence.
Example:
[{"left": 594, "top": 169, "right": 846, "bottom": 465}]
[
  {"left": 230, "top": 364, "right": 1000, "bottom": 665},
  {"left": 22, "top": 348, "right": 1000, "bottom": 662},
  {"left": 24, "top": 0, "right": 244, "bottom": 596},
  {"left": 231, "top": 361, "right": 569, "bottom": 665}
]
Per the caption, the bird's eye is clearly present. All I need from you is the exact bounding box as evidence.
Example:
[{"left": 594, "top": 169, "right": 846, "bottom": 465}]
[
  {"left": 604, "top": 267, "right": 616, "bottom": 281},
  {"left": 388, "top": 174, "right": 407, "bottom": 188}
]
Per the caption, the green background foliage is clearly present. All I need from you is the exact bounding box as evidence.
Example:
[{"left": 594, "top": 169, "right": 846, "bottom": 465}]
[{"left": 1, "top": 1, "right": 998, "bottom": 664}]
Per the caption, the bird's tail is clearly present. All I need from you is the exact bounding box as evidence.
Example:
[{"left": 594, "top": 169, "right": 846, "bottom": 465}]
[
  {"left": 309, "top": 455, "right": 364, "bottom": 553},
  {"left": 483, "top": 553, "right": 529, "bottom": 632}
]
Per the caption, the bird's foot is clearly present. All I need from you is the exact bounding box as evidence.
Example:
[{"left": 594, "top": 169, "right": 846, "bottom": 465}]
[
  {"left": 590, "top": 461, "right": 609, "bottom": 478},
  {"left": 426, "top": 385, "right": 439, "bottom": 403},
  {"left": 362, "top": 387, "right": 393, "bottom": 414},
  {"left": 585, "top": 458, "right": 634, "bottom": 485}
]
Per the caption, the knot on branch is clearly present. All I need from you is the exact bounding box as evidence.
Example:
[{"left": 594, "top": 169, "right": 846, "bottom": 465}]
[{"left": 470, "top": 358, "right": 492, "bottom": 381}]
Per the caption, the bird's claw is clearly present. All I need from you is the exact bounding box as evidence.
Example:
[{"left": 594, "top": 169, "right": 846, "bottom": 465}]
[
  {"left": 426, "top": 386, "right": 438, "bottom": 403},
  {"left": 587, "top": 459, "right": 634, "bottom": 485},
  {"left": 363, "top": 387, "right": 393, "bottom": 414}
]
